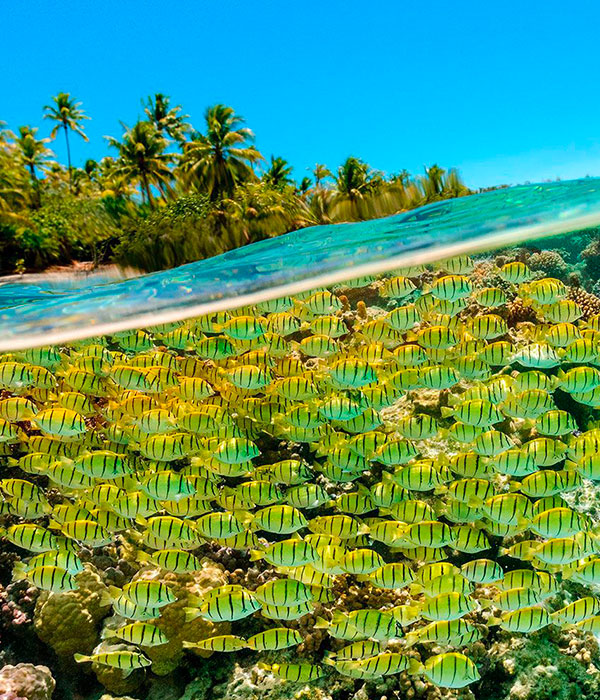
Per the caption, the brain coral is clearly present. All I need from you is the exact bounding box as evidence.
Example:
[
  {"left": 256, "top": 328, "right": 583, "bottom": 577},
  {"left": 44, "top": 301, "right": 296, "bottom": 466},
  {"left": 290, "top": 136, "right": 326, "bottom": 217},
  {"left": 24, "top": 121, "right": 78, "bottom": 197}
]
[
  {"left": 0, "top": 664, "right": 55, "bottom": 700},
  {"left": 33, "top": 565, "right": 112, "bottom": 657},
  {"left": 528, "top": 250, "right": 569, "bottom": 279}
]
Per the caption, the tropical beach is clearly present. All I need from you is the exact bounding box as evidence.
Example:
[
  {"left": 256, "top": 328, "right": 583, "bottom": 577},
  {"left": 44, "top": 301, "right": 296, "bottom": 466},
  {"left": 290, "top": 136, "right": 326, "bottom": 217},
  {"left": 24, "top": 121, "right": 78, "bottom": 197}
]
[{"left": 0, "top": 94, "right": 471, "bottom": 275}]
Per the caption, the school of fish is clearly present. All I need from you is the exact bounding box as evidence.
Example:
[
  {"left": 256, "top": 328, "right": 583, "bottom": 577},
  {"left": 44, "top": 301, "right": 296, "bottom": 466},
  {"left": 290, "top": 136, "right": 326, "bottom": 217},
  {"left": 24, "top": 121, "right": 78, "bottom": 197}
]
[{"left": 2, "top": 254, "right": 600, "bottom": 690}]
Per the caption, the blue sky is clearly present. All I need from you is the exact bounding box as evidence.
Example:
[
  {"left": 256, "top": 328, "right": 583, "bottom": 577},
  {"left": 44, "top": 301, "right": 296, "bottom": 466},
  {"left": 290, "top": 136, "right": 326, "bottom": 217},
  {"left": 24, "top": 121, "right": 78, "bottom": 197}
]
[{"left": 3, "top": 0, "right": 600, "bottom": 189}]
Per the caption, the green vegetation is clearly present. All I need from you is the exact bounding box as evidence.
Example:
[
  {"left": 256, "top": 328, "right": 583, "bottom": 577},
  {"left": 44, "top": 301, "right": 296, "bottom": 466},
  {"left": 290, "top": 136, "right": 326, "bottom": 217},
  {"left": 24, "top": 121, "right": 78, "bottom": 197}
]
[{"left": 0, "top": 94, "right": 472, "bottom": 273}]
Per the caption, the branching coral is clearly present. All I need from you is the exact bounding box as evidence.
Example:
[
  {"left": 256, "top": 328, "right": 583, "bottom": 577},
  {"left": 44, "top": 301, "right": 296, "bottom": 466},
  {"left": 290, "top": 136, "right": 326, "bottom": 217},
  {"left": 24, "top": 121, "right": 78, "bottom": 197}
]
[
  {"left": 505, "top": 298, "right": 537, "bottom": 326},
  {"left": 567, "top": 285, "right": 600, "bottom": 319}
]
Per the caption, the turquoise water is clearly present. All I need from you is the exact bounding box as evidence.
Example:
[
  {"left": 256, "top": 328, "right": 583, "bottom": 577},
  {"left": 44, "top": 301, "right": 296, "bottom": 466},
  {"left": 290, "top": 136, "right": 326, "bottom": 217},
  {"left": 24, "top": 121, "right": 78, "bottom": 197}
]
[{"left": 2, "top": 178, "right": 600, "bottom": 350}]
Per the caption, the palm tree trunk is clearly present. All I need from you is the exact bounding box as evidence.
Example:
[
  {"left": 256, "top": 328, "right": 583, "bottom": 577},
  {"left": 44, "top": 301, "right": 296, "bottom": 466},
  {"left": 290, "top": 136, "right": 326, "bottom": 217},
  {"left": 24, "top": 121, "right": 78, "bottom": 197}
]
[
  {"left": 63, "top": 122, "right": 72, "bottom": 192},
  {"left": 29, "top": 164, "right": 40, "bottom": 209},
  {"left": 141, "top": 172, "right": 154, "bottom": 209}
]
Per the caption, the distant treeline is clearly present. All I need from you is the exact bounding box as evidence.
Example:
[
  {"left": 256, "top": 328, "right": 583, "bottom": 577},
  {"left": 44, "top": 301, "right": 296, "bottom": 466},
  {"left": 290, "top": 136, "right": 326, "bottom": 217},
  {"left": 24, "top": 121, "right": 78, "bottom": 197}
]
[{"left": 0, "top": 93, "right": 477, "bottom": 273}]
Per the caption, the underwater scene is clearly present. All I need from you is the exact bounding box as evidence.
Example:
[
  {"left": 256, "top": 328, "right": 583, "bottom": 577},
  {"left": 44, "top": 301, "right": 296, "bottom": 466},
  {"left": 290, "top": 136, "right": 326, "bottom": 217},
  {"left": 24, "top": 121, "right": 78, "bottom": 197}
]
[{"left": 7, "top": 185, "right": 600, "bottom": 700}]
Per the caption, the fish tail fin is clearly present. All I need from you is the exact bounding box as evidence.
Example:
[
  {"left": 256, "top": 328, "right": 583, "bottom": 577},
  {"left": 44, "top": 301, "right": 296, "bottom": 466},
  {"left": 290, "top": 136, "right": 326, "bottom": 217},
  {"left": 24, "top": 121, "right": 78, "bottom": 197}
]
[
  {"left": 102, "top": 586, "right": 118, "bottom": 607},
  {"left": 135, "top": 550, "right": 151, "bottom": 564},
  {"left": 446, "top": 393, "right": 461, "bottom": 407},
  {"left": 249, "top": 549, "right": 265, "bottom": 562},
  {"left": 440, "top": 406, "right": 454, "bottom": 419},
  {"left": 74, "top": 653, "right": 91, "bottom": 663},
  {"left": 403, "top": 631, "right": 419, "bottom": 648},
  {"left": 100, "top": 626, "right": 116, "bottom": 640},
  {"left": 236, "top": 510, "right": 255, "bottom": 528},
  {"left": 11, "top": 562, "right": 27, "bottom": 582},
  {"left": 184, "top": 607, "right": 201, "bottom": 623},
  {"left": 314, "top": 616, "right": 330, "bottom": 629},
  {"left": 186, "top": 594, "right": 205, "bottom": 607},
  {"left": 331, "top": 610, "right": 349, "bottom": 625},
  {"left": 467, "top": 496, "right": 484, "bottom": 508},
  {"left": 408, "top": 659, "right": 423, "bottom": 675}
]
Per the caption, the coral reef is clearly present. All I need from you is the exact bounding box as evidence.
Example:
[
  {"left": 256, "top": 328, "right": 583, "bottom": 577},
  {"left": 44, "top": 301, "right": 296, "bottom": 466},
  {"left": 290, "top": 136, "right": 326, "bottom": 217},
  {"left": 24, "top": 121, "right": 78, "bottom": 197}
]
[
  {"left": 100, "top": 559, "right": 230, "bottom": 677},
  {"left": 91, "top": 643, "right": 148, "bottom": 696},
  {"left": 567, "top": 285, "right": 600, "bottom": 319},
  {"left": 481, "top": 627, "right": 600, "bottom": 700},
  {"left": 528, "top": 250, "right": 569, "bottom": 279},
  {"left": 504, "top": 297, "right": 537, "bottom": 326},
  {"left": 0, "top": 579, "right": 40, "bottom": 669},
  {"left": 0, "top": 582, "right": 38, "bottom": 636},
  {"left": 33, "top": 566, "right": 112, "bottom": 658},
  {"left": 582, "top": 237, "right": 600, "bottom": 281},
  {"left": 0, "top": 664, "right": 55, "bottom": 700}
]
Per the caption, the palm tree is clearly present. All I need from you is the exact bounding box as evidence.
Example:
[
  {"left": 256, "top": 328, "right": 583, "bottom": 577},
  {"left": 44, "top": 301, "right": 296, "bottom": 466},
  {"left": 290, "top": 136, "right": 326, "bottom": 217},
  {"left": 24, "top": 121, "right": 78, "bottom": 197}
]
[
  {"left": 299, "top": 176, "right": 312, "bottom": 194},
  {"left": 106, "top": 121, "right": 172, "bottom": 208},
  {"left": 303, "top": 163, "right": 333, "bottom": 222},
  {"left": 308, "top": 186, "right": 334, "bottom": 225},
  {"left": 442, "top": 168, "right": 470, "bottom": 198},
  {"left": 215, "top": 180, "right": 311, "bottom": 248},
  {"left": 15, "top": 126, "right": 53, "bottom": 207},
  {"left": 313, "top": 163, "right": 332, "bottom": 189},
  {"left": 263, "top": 156, "right": 294, "bottom": 190},
  {"left": 178, "top": 104, "right": 263, "bottom": 200},
  {"left": 420, "top": 164, "right": 446, "bottom": 201},
  {"left": 389, "top": 169, "right": 410, "bottom": 188},
  {"left": 43, "top": 93, "right": 89, "bottom": 189},
  {"left": 0, "top": 127, "right": 30, "bottom": 218},
  {"left": 143, "top": 93, "right": 191, "bottom": 143},
  {"left": 84, "top": 159, "right": 99, "bottom": 179},
  {"left": 96, "top": 156, "right": 136, "bottom": 200},
  {"left": 330, "top": 156, "right": 377, "bottom": 221}
]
